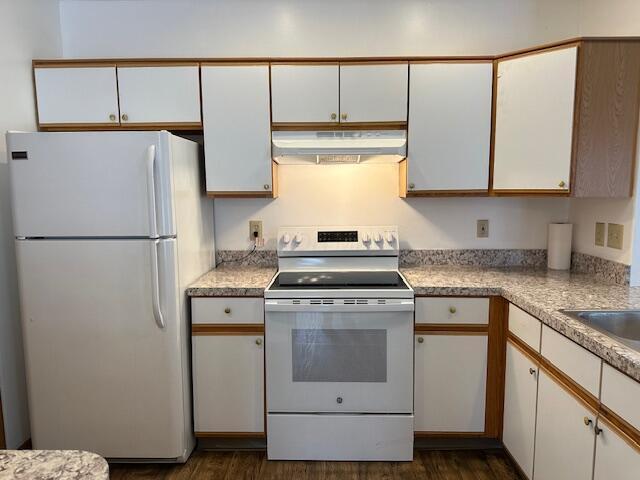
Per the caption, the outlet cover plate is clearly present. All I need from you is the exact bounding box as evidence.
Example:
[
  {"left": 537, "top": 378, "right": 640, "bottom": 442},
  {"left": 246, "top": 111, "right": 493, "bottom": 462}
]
[
  {"left": 595, "top": 222, "right": 605, "bottom": 247},
  {"left": 477, "top": 219, "right": 489, "bottom": 238},
  {"left": 249, "top": 220, "right": 263, "bottom": 240},
  {"left": 607, "top": 223, "right": 623, "bottom": 250}
]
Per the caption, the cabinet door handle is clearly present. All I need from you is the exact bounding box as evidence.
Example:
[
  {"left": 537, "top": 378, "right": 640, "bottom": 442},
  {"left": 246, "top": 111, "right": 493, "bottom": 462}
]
[
  {"left": 417, "top": 336, "right": 424, "bottom": 344},
  {"left": 121, "top": 113, "right": 129, "bottom": 121},
  {"left": 263, "top": 184, "right": 270, "bottom": 190},
  {"left": 336, "top": 396, "right": 343, "bottom": 404},
  {"left": 558, "top": 180, "right": 566, "bottom": 188},
  {"left": 109, "top": 113, "right": 117, "bottom": 122},
  {"left": 529, "top": 367, "right": 536, "bottom": 376},
  {"left": 224, "top": 307, "right": 231, "bottom": 314},
  {"left": 341, "top": 113, "right": 348, "bottom": 121},
  {"left": 331, "top": 113, "right": 337, "bottom": 120},
  {"left": 583, "top": 416, "right": 593, "bottom": 427},
  {"left": 594, "top": 426, "right": 603, "bottom": 436},
  {"left": 408, "top": 183, "right": 415, "bottom": 189},
  {"left": 449, "top": 306, "right": 457, "bottom": 314},
  {"left": 255, "top": 338, "right": 263, "bottom": 346}
]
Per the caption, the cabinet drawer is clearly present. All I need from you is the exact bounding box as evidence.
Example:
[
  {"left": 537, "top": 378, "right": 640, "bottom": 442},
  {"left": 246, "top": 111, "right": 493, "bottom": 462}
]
[
  {"left": 415, "top": 297, "right": 489, "bottom": 325},
  {"left": 192, "top": 297, "right": 264, "bottom": 324},
  {"left": 508, "top": 304, "right": 542, "bottom": 352},
  {"left": 193, "top": 335, "right": 264, "bottom": 433},
  {"left": 541, "top": 325, "right": 602, "bottom": 397},
  {"left": 601, "top": 364, "right": 640, "bottom": 432}
]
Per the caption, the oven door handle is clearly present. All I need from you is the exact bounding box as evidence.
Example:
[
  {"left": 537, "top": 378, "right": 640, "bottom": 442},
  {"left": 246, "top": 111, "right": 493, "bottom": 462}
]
[{"left": 264, "top": 300, "right": 414, "bottom": 313}]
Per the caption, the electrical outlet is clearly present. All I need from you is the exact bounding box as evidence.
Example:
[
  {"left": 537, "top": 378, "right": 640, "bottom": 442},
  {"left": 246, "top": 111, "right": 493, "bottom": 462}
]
[
  {"left": 477, "top": 219, "right": 489, "bottom": 238},
  {"left": 595, "top": 222, "right": 605, "bottom": 247},
  {"left": 607, "top": 223, "right": 624, "bottom": 250},
  {"left": 249, "top": 220, "right": 263, "bottom": 245}
]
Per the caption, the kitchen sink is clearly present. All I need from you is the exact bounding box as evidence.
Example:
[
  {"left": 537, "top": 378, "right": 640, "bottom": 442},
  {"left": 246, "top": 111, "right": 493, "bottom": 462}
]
[{"left": 561, "top": 310, "right": 640, "bottom": 352}]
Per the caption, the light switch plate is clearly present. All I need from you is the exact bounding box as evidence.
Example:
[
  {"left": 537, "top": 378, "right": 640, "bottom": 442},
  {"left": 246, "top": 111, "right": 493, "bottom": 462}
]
[
  {"left": 477, "top": 219, "right": 489, "bottom": 238},
  {"left": 595, "top": 222, "right": 605, "bottom": 247},
  {"left": 607, "top": 223, "right": 623, "bottom": 250}
]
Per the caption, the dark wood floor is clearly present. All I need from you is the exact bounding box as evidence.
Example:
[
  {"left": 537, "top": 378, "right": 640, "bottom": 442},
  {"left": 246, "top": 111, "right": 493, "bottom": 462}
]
[{"left": 109, "top": 449, "right": 523, "bottom": 479}]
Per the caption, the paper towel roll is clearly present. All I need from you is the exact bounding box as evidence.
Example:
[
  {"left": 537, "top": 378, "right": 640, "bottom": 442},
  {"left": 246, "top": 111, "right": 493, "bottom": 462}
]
[{"left": 547, "top": 223, "right": 573, "bottom": 270}]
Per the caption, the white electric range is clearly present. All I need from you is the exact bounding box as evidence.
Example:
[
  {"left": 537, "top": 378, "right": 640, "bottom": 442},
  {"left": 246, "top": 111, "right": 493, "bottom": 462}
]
[{"left": 264, "top": 226, "right": 414, "bottom": 461}]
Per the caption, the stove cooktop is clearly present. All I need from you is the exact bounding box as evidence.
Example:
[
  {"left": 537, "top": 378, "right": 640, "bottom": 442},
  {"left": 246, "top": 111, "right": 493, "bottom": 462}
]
[{"left": 268, "top": 271, "right": 411, "bottom": 290}]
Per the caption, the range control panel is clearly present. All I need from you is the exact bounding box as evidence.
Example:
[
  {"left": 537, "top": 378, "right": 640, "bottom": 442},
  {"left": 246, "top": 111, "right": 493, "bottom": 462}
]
[{"left": 278, "top": 226, "right": 398, "bottom": 256}]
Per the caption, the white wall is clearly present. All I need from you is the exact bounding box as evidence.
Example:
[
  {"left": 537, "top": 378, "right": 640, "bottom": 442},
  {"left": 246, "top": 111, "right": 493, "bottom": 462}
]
[
  {"left": 58, "top": 0, "right": 579, "bottom": 251},
  {"left": 59, "top": 0, "right": 579, "bottom": 58},
  {"left": 0, "top": 0, "right": 62, "bottom": 448},
  {"left": 215, "top": 164, "right": 570, "bottom": 250}
]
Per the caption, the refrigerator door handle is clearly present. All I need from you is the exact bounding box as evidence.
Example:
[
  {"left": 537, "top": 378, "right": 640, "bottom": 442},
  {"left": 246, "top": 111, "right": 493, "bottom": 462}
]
[
  {"left": 150, "top": 239, "right": 165, "bottom": 329},
  {"left": 146, "top": 145, "right": 159, "bottom": 239}
]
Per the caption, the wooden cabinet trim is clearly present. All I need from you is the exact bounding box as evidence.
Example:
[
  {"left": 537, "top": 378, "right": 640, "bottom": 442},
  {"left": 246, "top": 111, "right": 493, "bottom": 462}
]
[
  {"left": 485, "top": 296, "right": 508, "bottom": 439},
  {"left": 195, "top": 431, "right": 266, "bottom": 438},
  {"left": 116, "top": 62, "right": 200, "bottom": 68},
  {"left": 490, "top": 189, "right": 571, "bottom": 197},
  {"left": 271, "top": 121, "right": 407, "bottom": 131},
  {"left": 207, "top": 191, "right": 276, "bottom": 198},
  {"left": 507, "top": 332, "right": 540, "bottom": 364},
  {"left": 599, "top": 406, "right": 640, "bottom": 454},
  {"left": 192, "top": 324, "right": 265, "bottom": 335},
  {"left": 415, "top": 324, "right": 488, "bottom": 333},
  {"left": 496, "top": 40, "right": 583, "bottom": 62},
  {"left": 407, "top": 189, "right": 489, "bottom": 197}
]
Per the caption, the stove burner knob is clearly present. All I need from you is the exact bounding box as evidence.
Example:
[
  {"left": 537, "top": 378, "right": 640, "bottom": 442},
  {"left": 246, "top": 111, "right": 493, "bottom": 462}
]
[
  {"left": 362, "top": 233, "right": 371, "bottom": 243},
  {"left": 293, "top": 234, "right": 303, "bottom": 244},
  {"left": 282, "top": 234, "right": 291, "bottom": 244},
  {"left": 386, "top": 232, "right": 395, "bottom": 243},
  {"left": 336, "top": 397, "right": 343, "bottom": 404},
  {"left": 374, "top": 233, "right": 383, "bottom": 243}
]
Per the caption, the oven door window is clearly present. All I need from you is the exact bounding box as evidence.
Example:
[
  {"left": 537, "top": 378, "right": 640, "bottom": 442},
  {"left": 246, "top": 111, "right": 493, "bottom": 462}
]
[{"left": 292, "top": 329, "right": 387, "bottom": 383}]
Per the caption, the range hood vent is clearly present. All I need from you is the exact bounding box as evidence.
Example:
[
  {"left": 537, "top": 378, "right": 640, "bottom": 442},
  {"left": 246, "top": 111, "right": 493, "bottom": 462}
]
[{"left": 272, "top": 130, "right": 407, "bottom": 165}]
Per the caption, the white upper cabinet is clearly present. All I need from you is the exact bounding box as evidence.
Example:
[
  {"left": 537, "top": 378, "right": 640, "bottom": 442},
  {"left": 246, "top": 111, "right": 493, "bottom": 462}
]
[
  {"left": 271, "top": 64, "right": 339, "bottom": 123},
  {"left": 339, "top": 63, "right": 408, "bottom": 123},
  {"left": 116, "top": 65, "right": 201, "bottom": 125},
  {"left": 493, "top": 46, "right": 577, "bottom": 191},
  {"left": 34, "top": 67, "right": 120, "bottom": 125},
  {"left": 408, "top": 62, "right": 492, "bottom": 192},
  {"left": 201, "top": 64, "right": 273, "bottom": 194},
  {"left": 502, "top": 342, "right": 538, "bottom": 479}
]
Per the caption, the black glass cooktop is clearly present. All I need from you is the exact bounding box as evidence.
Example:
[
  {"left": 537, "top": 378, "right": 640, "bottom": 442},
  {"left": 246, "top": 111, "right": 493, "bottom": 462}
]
[{"left": 270, "top": 271, "right": 410, "bottom": 290}]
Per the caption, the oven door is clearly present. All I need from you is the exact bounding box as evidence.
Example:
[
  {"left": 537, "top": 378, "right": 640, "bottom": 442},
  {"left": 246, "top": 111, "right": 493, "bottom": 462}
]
[{"left": 265, "top": 300, "right": 414, "bottom": 414}]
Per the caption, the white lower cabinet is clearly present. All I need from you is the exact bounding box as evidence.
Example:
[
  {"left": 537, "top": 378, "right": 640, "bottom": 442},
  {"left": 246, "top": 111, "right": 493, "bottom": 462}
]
[
  {"left": 533, "top": 370, "right": 596, "bottom": 480},
  {"left": 414, "top": 334, "right": 487, "bottom": 432},
  {"left": 593, "top": 419, "right": 640, "bottom": 480},
  {"left": 192, "top": 335, "right": 264, "bottom": 433},
  {"left": 502, "top": 342, "right": 538, "bottom": 479}
]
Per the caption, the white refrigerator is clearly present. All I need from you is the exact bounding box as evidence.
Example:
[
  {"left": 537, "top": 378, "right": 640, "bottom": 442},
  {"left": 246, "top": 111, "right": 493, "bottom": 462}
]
[{"left": 7, "top": 131, "right": 214, "bottom": 461}]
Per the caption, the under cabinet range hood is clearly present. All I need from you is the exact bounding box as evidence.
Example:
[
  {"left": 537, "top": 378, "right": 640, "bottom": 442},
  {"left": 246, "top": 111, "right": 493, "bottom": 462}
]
[{"left": 272, "top": 130, "right": 407, "bottom": 165}]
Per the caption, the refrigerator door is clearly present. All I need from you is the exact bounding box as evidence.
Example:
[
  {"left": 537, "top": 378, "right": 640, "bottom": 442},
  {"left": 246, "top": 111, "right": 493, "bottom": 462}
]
[
  {"left": 7, "top": 131, "right": 176, "bottom": 238},
  {"left": 15, "top": 238, "right": 188, "bottom": 459}
]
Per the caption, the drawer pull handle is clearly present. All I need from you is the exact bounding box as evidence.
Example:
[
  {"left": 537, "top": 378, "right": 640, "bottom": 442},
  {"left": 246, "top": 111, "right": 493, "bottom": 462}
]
[
  {"left": 255, "top": 338, "right": 262, "bottom": 346},
  {"left": 336, "top": 397, "right": 343, "bottom": 404},
  {"left": 529, "top": 368, "right": 536, "bottom": 376},
  {"left": 594, "top": 426, "right": 603, "bottom": 436},
  {"left": 331, "top": 113, "right": 337, "bottom": 120},
  {"left": 224, "top": 307, "right": 231, "bottom": 314},
  {"left": 417, "top": 337, "right": 424, "bottom": 344},
  {"left": 583, "top": 417, "right": 593, "bottom": 427},
  {"left": 449, "top": 306, "right": 457, "bottom": 314}
]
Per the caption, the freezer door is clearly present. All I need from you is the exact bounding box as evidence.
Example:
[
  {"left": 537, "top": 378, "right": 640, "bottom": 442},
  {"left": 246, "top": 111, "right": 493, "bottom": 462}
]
[
  {"left": 7, "top": 131, "right": 176, "bottom": 238},
  {"left": 15, "top": 238, "right": 188, "bottom": 459}
]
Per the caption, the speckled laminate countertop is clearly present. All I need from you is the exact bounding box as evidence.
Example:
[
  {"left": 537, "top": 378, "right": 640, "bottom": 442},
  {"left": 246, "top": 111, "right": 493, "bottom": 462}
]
[
  {"left": 186, "top": 265, "right": 640, "bottom": 382},
  {"left": 0, "top": 450, "right": 109, "bottom": 480},
  {"left": 187, "top": 266, "right": 276, "bottom": 297},
  {"left": 402, "top": 266, "right": 640, "bottom": 382}
]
